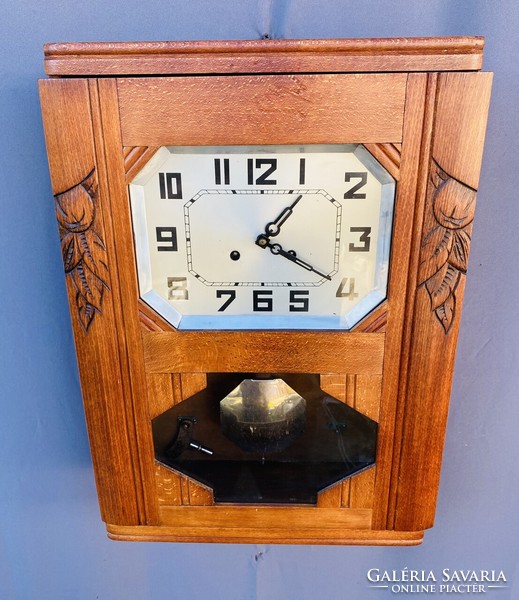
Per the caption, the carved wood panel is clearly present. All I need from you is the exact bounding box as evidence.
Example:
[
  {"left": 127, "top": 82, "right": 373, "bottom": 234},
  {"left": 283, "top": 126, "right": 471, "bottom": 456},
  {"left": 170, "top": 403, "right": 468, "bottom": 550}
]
[
  {"left": 392, "top": 71, "right": 492, "bottom": 531},
  {"left": 419, "top": 159, "right": 476, "bottom": 333},
  {"left": 55, "top": 169, "right": 109, "bottom": 331}
]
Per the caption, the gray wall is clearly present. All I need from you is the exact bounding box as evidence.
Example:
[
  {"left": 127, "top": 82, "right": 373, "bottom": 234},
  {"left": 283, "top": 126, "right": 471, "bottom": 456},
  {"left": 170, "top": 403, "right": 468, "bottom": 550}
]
[{"left": 1, "top": 1, "right": 518, "bottom": 598}]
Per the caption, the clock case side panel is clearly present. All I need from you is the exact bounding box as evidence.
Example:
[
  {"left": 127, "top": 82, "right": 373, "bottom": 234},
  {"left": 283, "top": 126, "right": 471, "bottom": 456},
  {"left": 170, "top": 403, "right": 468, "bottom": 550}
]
[
  {"left": 388, "top": 71, "right": 493, "bottom": 531},
  {"left": 371, "top": 73, "right": 432, "bottom": 531},
  {"left": 39, "top": 78, "right": 159, "bottom": 526}
]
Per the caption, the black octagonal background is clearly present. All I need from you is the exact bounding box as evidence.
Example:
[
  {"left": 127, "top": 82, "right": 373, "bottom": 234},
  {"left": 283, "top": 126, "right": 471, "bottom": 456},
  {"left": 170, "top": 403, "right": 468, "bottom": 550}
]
[{"left": 152, "top": 373, "right": 378, "bottom": 504}]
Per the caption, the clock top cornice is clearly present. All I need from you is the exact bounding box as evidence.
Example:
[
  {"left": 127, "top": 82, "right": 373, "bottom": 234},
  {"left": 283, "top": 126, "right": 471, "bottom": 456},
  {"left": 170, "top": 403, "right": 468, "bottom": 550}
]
[{"left": 43, "top": 36, "right": 485, "bottom": 77}]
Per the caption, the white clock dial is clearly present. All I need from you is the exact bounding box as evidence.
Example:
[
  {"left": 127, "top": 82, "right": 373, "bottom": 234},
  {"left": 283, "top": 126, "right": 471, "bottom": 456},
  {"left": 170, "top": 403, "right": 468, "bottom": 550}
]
[
  {"left": 185, "top": 188, "right": 340, "bottom": 286},
  {"left": 129, "top": 144, "right": 395, "bottom": 330}
]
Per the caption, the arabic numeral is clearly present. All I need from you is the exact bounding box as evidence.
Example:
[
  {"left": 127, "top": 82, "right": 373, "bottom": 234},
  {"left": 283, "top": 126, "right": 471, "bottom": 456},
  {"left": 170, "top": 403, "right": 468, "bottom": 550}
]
[
  {"left": 159, "top": 172, "right": 183, "bottom": 199},
  {"left": 168, "top": 277, "right": 188, "bottom": 300},
  {"left": 216, "top": 289, "right": 236, "bottom": 312},
  {"left": 253, "top": 290, "right": 273, "bottom": 311},
  {"left": 336, "top": 277, "right": 358, "bottom": 300},
  {"left": 156, "top": 226, "right": 178, "bottom": 251},
  {"left": 344, "top": 172, "right": 367, "bottom": 199},
  {"left": 247, "top": 158, "right": 277, "bottom": 185},
  {"left": 349, "top": 226, "right": 371, "bottom": 252},
  {"left": 289, "top": 290, "right": 309, "bottom": 312}
]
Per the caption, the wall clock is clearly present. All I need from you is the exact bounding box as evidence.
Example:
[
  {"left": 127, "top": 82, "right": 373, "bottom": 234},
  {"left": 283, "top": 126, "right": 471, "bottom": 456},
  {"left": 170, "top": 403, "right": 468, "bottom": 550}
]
[{"left": 39, "top": 37, "right": 492, "bottom": 545}]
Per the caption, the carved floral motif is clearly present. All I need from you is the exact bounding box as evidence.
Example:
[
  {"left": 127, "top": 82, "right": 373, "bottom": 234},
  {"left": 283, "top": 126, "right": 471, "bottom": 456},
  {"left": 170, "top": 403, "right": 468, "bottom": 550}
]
[
  {"left": 419, "top": 160, "right": 477, "bottom": 333},
  {"left": 54, "top": 169, "right": 109, "bottom": 332}
]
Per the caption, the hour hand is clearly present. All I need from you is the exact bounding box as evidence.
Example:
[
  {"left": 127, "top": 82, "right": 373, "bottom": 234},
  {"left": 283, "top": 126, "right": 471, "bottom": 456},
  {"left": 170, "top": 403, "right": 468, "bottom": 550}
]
[
  {"left": 264, "top": 194, "right": 302, "bottom": 237},
  {"left": 255, "top": 235, "right": 331, "bottom": 281}
]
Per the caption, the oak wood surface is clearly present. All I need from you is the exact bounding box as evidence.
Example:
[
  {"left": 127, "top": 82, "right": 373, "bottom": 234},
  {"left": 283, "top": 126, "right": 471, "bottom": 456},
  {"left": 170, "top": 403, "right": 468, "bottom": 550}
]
[
  {"left": 117, "top": 74, "right": 406, "bottom": 147},
  {"left": 392, "top": 72, "right": 493, "bottom": 531},
  {"left": 90, "top": 79, "right": 160, "bottom": 524},
  {"left": 432, "top": 72, "right": 493, "bottom": 189},
  {"left": 155, "top": 463, "right": 182, "bottom": 505},
  {"left": 39, "top": 80, "right": 94, "bottom": 194},
  {"left": 106, "top": 523, "right": 424, "bottom": 546},
  {"left": 364, "top": 143, "right": 401, "bottom": 182},
  {"left": 158, "top": 505, "right": 372, "bottom": 529},
  {"left": 142, "top": 330, "right": 385, "bottom": 374},
  {"left": 148, "top": 372, "right": 214, "bottom": 506},
  {"left": 146, "top": 373, "right": 175, "bottom": 420},
  {"left": 39, "top": 79, "right": 142, "bottom": 525},
  {"left": 43, "top": 37, "right": 484, "bottom": 76},
  {"left": 370, "top": 74, "right": 431, "bottom": 530},
  {"left": 123, "top": 146, "right": 160, "bottom": 184}
]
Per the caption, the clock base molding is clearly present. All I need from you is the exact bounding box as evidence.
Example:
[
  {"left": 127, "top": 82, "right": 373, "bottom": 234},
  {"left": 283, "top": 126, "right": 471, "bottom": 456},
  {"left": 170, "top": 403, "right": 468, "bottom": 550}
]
[
  {"left": 106, "top": 522, "right": 425, "bottom": 547},
  {"left": 39, "top": 37, "right": 492, "bottom": 544}
]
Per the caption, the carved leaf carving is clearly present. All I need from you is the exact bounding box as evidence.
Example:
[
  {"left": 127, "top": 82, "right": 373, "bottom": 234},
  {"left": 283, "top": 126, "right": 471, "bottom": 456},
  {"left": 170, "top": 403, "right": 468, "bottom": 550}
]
[
  {"left": 54, "top": 169, "right": 109, "bottom": 332},
  {"left": 419, "top": 160, "right": 476, "bottom": 334},
  {"left": 434, "top": 293, "right": 456, "bottom": 333},
  {"left": 60, "top": 233, "right": 81, "bottom": 273},
  {"left": 419, "top": 225, "right": 453, "bottom": 283},
  {"left": 425, "top": 263, "right": 461, "bottom": 311},
  {"left": 450, "top": 229, "right": 471, "bottom": 273}
]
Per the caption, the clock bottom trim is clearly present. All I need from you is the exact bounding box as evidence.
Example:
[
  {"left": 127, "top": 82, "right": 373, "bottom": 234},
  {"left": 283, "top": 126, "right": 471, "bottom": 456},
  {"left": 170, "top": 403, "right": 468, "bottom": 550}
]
[{"left": 105, "top": 522, "right": 424, "bottom": 545}]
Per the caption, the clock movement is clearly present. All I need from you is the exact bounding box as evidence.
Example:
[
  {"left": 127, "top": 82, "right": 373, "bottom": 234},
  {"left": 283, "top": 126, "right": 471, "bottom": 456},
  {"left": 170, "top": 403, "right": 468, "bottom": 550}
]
[{"left": 39, "top": 37, "right": 492, "bottom": 544}]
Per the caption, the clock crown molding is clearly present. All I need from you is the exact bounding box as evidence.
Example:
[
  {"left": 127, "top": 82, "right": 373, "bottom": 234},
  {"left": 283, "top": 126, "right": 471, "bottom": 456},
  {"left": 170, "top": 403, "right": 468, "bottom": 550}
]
[{"left": 43, "top": 36, "right": 485, "bottom": 77}]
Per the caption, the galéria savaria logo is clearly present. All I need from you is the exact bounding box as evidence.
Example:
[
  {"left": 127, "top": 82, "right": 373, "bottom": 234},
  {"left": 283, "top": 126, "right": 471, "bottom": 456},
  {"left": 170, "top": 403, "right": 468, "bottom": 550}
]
[{"left": 366, "top": 569, "right": 508, "bottom": 594}]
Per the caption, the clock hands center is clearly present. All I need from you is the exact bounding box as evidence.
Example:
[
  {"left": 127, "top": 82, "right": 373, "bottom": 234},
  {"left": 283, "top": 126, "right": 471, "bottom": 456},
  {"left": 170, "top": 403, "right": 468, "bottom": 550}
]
[{"left": 255, "top": 235, "right": 332, "bottom": 281}]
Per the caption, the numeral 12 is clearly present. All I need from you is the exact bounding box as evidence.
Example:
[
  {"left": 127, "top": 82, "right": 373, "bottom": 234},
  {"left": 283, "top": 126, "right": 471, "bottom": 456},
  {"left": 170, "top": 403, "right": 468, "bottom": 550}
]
[{"left": 247, "top": 158, "right": 277, "bottom": 185}]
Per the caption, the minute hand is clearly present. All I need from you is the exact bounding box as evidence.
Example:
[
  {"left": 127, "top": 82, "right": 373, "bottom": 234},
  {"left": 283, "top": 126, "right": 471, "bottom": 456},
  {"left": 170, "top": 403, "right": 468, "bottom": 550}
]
[{"left": 256, "top": 237, "right": 332, "bottom": 281}]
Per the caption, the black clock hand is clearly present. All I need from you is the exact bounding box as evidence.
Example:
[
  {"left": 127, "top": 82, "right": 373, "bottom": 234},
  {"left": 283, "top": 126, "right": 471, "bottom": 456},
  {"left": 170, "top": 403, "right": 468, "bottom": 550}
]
[
  {"left": 264, "top": 194, "right": 303, "bottom": 237},
  {"left": 255, "top": 235, "right": 332, "bottom": 281}
]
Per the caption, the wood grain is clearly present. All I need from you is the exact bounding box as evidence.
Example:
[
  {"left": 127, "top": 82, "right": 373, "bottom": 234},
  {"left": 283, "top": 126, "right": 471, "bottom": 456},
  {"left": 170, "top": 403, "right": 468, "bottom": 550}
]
[
  {"left": 40, "top": 79, "right": 141, "bottom": 525},
  {"left": 155, "top": 463, "right": 182, "bottom": 505},
  {"left": 371, "top": 74, "right": 432, "bottom": 530},
  {"left": 117, "top": 74, "right": 406, "bottom": 147},
  {"left": 143, "top": 331, "right": 385, "bottom": 374},
  {"left": 44, "top": 37, "right": 483, "bottom": 77},
  {"left": 39, "top": 79, "right": 94, "bottom": 194},
  {"left": 159, "top": 505, "right": 371, "bottom": 529},
  {"left": 364, "top": 143, "right": 401, "bottom": 181},
  {"left": 106, "top": 522, "right": 424, "bottom": 546},
  {"left": 146, "top": 373, "right": 175, "bottom": 419},
  {"left": 432, "top": 73, "right": 493, "bottom": 189},
  {"left": 392, "top": 72, "right": 493, "bottom": 531},
  {"left": 139, "top": 303, "right": 171, "bottom": 333},
  {"left": 90, "top": 79, "right": 160, "bottom": 524},
  {"left": 354, "top": 304, "right": 388, "bottom": 333},
  {"left": 123, "top": 146, "right": 160, "bottom": 184}
]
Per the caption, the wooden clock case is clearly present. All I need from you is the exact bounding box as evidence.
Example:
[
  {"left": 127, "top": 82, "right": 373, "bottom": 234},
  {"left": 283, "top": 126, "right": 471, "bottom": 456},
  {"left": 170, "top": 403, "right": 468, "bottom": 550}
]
[{"left": 39, "top": 37, "right": 492, "bottom": 545}]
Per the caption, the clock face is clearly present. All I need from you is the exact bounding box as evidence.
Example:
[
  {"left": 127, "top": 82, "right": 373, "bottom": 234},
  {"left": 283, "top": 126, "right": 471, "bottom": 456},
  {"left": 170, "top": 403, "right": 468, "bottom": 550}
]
[{"left": 129, "top": 144, "right": 395, "bottom": 330}]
